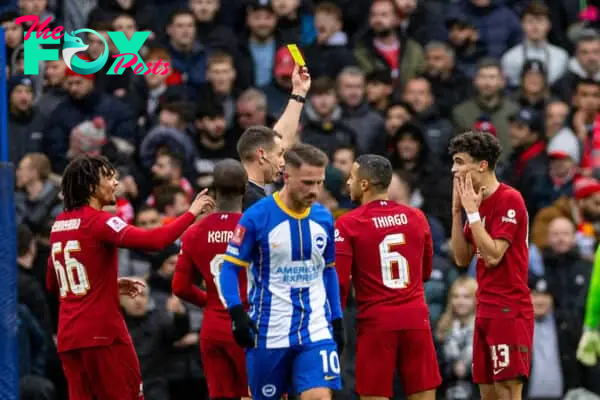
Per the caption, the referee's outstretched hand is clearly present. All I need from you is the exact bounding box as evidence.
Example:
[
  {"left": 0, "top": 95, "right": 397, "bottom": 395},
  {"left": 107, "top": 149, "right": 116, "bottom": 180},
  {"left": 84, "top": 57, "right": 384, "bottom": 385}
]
[{"left": 229, "top": 304, "right": 258, "bottom": 348}]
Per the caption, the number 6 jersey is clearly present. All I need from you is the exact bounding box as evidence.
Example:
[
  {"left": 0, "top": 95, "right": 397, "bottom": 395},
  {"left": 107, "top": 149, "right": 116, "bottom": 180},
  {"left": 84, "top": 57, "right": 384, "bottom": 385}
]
[{"left": 335, "top": 200, "right": 433, "bottom": 332}]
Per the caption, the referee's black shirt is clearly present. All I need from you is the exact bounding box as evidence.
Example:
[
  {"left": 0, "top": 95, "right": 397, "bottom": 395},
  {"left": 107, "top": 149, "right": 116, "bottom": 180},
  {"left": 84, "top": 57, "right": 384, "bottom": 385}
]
[{"left": 243, "top": 181, "right": 266, "bottom": 211}]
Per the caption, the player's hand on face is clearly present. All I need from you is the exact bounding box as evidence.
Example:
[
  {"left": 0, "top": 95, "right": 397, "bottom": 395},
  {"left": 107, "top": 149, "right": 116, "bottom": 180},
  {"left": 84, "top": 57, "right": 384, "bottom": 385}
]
[
  {"left": 166, "top": 295, "right": 186, "bottom": 315},
  {"left": 118, "top": 277, "right": 146, "bottom": 298},
  {"left": 291, "top": 65, "right": 311, "bottom": 97},
  {"left": 189, "top": 188, "right": 216, "bottom": 217},
  {"left": 457, "top": 173, "right": 485, "bottom": 214},
  {"left": 452, "top": 177, "right": 463, "bottom": 214}
]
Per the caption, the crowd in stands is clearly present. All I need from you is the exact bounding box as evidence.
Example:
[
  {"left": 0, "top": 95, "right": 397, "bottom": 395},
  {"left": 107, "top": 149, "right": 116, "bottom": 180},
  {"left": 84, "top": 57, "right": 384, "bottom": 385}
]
[{"left": 6, "top": 0, "right": 600, "bottom": 398}]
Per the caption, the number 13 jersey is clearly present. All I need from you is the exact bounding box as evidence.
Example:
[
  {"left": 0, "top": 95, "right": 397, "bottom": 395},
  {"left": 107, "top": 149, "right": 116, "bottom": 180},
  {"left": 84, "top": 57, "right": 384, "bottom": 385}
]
[{"left": 335, "top": 200, "right": 433, "bottom": 332}]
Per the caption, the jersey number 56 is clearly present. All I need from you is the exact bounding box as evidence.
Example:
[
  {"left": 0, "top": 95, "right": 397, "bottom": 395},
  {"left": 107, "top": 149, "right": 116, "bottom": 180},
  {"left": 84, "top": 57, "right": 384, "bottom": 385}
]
[{"left": 51, "top": 240, "right": 90, "bottom": 298}]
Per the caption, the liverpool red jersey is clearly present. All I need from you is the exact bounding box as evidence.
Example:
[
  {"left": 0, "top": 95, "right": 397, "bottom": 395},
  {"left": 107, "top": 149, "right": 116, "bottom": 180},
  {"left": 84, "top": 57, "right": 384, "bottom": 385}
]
[
  {"left": 335, "top": 200, "right": 433, "bottom": 332},
  {"left": 464, "top": 183, "right": 533, "bottom": 319},
  {"left": 172, "top": 212, "right": 248, "bottom": 342},
  {"left": 48, "top": 206, "right": 196, "bottom": 353}
]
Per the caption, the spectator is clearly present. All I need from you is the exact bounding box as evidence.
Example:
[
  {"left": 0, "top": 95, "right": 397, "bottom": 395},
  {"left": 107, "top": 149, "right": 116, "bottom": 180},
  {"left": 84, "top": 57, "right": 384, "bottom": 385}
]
[
  {"left": 378, "top": 100, "right": 416, "bottom": 156},
  {"left": 301, "top": 76, "right": 356, "bottom": 158},
  {"left": 230, "top": 89, "right": 275, "bottom": 140},
  {"left": 547, "top": 129, "right": 581, "bottom": 200},
  {"left": 271, "top": 0, "right": 315, "bottom": 45},
  {"left": 17, "top": 224, "right": 53, "bottom": 336},
  {"left": 236, "top": 1, "right": 281, "bottom": 88},
  {"left": 353, "top": 0, "right": 425, "bottom": 89},
  {"left": 568, "top": 79, "right": 600, "bottom": 145},
  {"left": 260, "top": 46, "right": 296, "bottom": 118},
  {"left": 545, "top": 100, "right": 572, "bottom": 139},
  {"left": 87, "top": 0, "right": 157, "bottom": 33},
  {"left": 445, "top": 13, "right": 487, "bottom": 80},
  {"left": 15, "top": 153, "right": 62, "bottom": 235},
  {"left": 8, "top": 75, "right": 45, "bottom": 165},
  {"left": 452, "top": 58, "right": 520, "bottom": 159},
  {"left": 528, "top": 275, "right": 589, "bottom": 398},
  {"left": 85, "top": 21, "right": 136, "bottom": 100},
  {"left": 533, "top": 177, "right": 600, "bottom": 260},
  {"left": 553, "top": 30, "right": 600, "bottom": 103},
  {"left": 121, "top": 282, "right": 189, "bottom": 400},
  {"left": 140, "top": 47, "right": 186, "bottom": 128},
  {"left": 515, "top": 60, "right": 553, "bottom": 116},
  {"left": 36, "top": 55, "right": 68, "bottom": 121},
  {"left": 540, "top": 217, "right": 592, "bottom": 318},
  {"left": 166, "top": 9, "right": 208, "bottom": 88},
  {"left": 303, "top": 2, "right": 356, "bottom": 80},
  {"left": 43, "top": 63, "right": 137, "bottom": 172},
  {"left": 154, "top": 185, "right": 191, "bottom": 224},
  {"left": 502, "top": 2, "right": 569, "bottom": 88},
  {"left": 435, "top": 277, "right": 478, "bottom": 400},
  {"left": 501, "top": 108, "right": 550, "bottom": 218},
  {"left": 123, "top": 206, "right": 164, "bottom": 279},
  {"left": 18, "top": 303, "right": 55, "bottom": 400},
  {"left": 365, "top": 70, "right": 393, "bottom": 115},
  {"left": 198, "top": 52, "right": 239, "bottom": 127},
  {"left": 423, "top": 41, "right": 471, "bottom": 119},
  {"left": 447, "top": 0, "right": 522, "bottom": 60},
  {"left": 392, "top": 0, "right": 445, "bottom": 47},
  {"left": 192, "top": 101, "right": 238, "bottom": 177},
  {"left": 1, "top": 11, "right": 24, "bottom": 65},
  {"left": 188, "top": 0, "right": 238, "bottom": 55},
  {"left": 387, "top": 122, "right": 452, "bottom": 232},
  {"left": 402, "top": 76, "right": 453, "bottom": 159},
  {"left": 337, "top": 66, "right": 385, "bottom": 155},
  {"left": 147, "top": 151, "right": 195, "bottom": 206}
]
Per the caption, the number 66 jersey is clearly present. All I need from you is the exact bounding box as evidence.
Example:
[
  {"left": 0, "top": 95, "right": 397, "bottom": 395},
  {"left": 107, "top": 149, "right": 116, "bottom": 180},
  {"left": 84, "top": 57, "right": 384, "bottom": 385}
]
[{"left": 335, "top": 200, "right": 433, "bottom": 332}]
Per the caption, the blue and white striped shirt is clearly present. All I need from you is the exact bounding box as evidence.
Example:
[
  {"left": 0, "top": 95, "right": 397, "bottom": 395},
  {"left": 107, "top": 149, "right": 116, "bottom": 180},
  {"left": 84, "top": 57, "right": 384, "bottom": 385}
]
[{"left": 219, "top": 192, "right": 341, "bottom": 349}]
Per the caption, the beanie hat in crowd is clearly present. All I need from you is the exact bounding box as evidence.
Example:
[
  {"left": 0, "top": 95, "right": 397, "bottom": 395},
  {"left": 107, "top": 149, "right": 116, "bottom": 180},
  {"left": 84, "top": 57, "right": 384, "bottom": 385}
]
[
  {"left": 547, "top": 129, "right": 581, "bottom": 164},
  {"left": 7, "top": 75, "right": 34, "bottom": 97},
  {"left": 574, "top": 177, "right": 600, "bottom": 200},
  {"left": 68, "top": 117, "right": 107, "bottom": 157}
]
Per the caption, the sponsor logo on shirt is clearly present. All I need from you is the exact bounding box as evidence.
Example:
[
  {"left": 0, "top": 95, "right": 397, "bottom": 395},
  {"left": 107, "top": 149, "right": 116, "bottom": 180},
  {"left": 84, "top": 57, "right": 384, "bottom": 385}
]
[
  {"left": 501, "top": 209, "right": 517, "bottom": 224},
  {"left": 231, "top": 225, "right": 246, "bottom": 245},
  {"left": 106, "top": 216, "right": 127, "bottom": 232},
  {"left": 226, "top": 245, "right": 239, "bottom": 256},
  {"left": 334, "top": 229, "right": 344, "bottom": 242}
]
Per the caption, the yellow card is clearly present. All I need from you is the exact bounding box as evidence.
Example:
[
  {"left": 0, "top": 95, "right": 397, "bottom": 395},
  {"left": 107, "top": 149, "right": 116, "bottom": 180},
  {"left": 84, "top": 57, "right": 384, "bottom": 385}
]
[{"left": 287, "top": 44, "right": 306, "bottom": 67}]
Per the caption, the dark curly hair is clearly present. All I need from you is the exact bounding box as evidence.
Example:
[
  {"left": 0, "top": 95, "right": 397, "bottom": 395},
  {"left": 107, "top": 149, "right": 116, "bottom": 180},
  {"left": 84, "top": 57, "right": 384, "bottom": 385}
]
[
  {"left": 448, "top": 131, "right": 503, "bottom": 170},
  {"left": 61, "top": 155, "right": 116, "bottom": 211}
]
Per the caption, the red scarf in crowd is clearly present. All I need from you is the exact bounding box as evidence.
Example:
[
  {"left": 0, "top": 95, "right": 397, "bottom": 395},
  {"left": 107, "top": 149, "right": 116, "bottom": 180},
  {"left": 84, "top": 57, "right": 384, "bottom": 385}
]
[{"left": 515, "top": 141, "right": 546, "bottom": 177}]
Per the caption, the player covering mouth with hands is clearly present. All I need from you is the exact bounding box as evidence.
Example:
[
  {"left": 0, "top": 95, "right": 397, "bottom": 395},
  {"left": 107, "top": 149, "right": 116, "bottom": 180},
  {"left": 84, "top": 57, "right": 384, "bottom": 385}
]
[
  {"left": 449, "top": 131, "right": 533, "bottom": 400},
  {"left": 47, "top": 155, "right": 215, "bottom": 400}
]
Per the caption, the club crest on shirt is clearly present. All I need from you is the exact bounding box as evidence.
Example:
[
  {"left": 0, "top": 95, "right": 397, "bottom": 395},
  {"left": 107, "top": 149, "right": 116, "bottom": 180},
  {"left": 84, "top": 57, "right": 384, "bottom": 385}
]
[
  {"left": 314, "top": 233, "right": 327, "bottom": 252},
  {"left": 232, "top": 225, "right": 246, "bottom": 245},
  {"left": 106, "top": 216, "right": 127, "bottom": 232}
]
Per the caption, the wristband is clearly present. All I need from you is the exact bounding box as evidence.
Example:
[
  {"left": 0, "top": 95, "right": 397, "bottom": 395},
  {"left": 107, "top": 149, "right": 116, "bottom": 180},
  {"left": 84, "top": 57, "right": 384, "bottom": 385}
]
[
  {"left": 290, "top": 94, "right": 306, "bottom": 104},
  {"left": 467, "top": 212, "right": 481, "bottom": 225}
]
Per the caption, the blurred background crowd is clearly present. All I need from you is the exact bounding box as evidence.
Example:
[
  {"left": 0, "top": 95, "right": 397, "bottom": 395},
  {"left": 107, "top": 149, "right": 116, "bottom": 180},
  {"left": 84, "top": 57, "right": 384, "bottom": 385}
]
[{"left": 6, "top": 0, "right": 600, "bottom": 398}]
